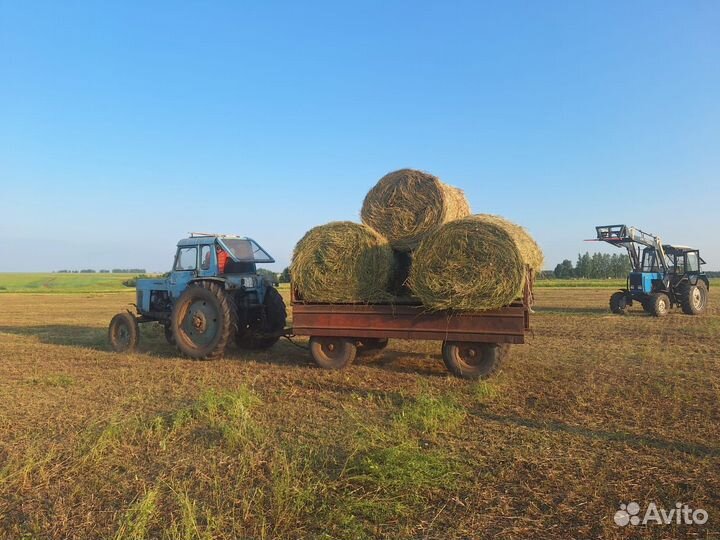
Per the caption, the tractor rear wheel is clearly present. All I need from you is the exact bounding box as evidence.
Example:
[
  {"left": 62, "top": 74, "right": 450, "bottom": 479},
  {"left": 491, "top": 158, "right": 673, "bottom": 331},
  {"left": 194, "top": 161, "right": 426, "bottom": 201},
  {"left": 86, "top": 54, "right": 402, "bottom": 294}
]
[
  {"left": 609, "top": 292, "right": 628, "bottom": 314},
  {"left": 442, "top": 342, "right": 508, "bottom": 379},
  {"left": 679, "top": 282, "right": 708, "bottom": 315},
  {"left": 309, "top": 337, "right": 357, "bottom": 370},
  {"left": 235, "top": 286, "right": 287, "bottom": 350},
  {"left": 171, "top": 282, "right": 233, "bottom": 360},
  {"left": 108, "top": 312, "right": 139, "bottom": 352},
  {"left": 647, "top": 292, "right": 670, "bottom": 317}
]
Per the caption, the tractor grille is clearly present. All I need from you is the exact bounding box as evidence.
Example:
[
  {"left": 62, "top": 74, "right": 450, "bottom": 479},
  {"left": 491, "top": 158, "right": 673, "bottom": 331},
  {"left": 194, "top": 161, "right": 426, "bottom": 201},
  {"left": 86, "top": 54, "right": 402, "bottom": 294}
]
[{"left": 629, "top": 273, "right": 642, "bottom": 291}]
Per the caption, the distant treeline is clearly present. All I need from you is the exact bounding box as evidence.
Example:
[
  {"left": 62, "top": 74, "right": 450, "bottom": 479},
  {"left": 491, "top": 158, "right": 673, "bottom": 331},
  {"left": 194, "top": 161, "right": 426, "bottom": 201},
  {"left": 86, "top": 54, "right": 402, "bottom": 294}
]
[
  {"left": 545, "top": 252, "right": 719, "bottom": 280},
  {"left": 552, "top": 252, "right": 631, "bottom": 279},
  {"left": 56, "top": 269, "right": 146, "bottom": 274}
]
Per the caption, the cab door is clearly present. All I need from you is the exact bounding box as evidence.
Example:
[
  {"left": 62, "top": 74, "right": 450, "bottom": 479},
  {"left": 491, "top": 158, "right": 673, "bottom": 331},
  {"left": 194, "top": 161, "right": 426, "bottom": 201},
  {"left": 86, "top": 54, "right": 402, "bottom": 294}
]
[{"left": 169, "top": 246, "right": 198, "bottom": 299}]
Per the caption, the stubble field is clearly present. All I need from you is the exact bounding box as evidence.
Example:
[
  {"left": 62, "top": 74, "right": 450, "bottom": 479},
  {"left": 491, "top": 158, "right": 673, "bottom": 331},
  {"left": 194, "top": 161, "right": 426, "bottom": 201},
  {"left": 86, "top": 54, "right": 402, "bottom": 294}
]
[{"left": 0, "top": 286, "right": 718, "bottom": 539}]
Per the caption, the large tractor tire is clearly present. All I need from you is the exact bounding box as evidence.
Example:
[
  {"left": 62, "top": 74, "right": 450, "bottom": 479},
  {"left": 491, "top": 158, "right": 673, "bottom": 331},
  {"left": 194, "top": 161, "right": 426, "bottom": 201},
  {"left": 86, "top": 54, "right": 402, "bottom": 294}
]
[
  {"left": 235, "top": 286, "right": 287, "bottom": 350},
  {"left": 679, "top": 281, "right": 708, "bottom": 315},
  {"left": 609, "top": 292, "right": 628, "bottom": 314},
  {"left": 108, "top": 311, "right": 139, "bottom": 352},
  {"left": 647, "top": 292, "right": 670, "bottom": 317},
  {"left": 441, "top": 342, "right": 509, "bottom": 380},
  {"left": 309, "top": 337, "right": 357, "bottom": 370},
  {"left": 171, "top": 281, "right": 234, "bottom": 360}
]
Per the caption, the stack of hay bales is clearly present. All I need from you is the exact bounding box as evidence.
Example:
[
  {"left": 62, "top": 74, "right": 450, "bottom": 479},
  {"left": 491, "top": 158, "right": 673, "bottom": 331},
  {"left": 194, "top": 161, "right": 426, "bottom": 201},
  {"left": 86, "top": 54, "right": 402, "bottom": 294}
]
[{"left": 291, "top": 168, "right": 543, "bottom": 311}]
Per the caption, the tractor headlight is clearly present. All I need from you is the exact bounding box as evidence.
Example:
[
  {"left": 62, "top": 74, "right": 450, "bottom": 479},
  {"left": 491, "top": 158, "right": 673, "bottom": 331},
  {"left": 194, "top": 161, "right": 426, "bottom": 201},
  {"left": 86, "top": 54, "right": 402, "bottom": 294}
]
[{"left": 241, "top": 277, "right": 256, "bottom": 288}]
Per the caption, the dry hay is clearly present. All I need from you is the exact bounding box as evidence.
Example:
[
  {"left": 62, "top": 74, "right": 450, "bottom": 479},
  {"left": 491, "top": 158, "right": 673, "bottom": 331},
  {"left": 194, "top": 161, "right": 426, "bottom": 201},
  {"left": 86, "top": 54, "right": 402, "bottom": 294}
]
[
  {"left": 408, "top": 216, "right": 525, "bottom": 311},
  {"left": 361, "top": 169, "right": 471, "bottom": 252},
  {"left": 291, "top": 221, "right": 395, "bottom": 303},
  {"left": 474, "top": 214, "right": 544, "bottom": 271}
]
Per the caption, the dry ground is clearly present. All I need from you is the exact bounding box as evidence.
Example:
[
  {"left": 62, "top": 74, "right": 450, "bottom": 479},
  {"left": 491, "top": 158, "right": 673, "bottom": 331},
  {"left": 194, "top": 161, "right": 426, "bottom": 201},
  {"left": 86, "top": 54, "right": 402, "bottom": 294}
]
[{"left": 0, "top": 288, "right": 718, "bottom": 539}]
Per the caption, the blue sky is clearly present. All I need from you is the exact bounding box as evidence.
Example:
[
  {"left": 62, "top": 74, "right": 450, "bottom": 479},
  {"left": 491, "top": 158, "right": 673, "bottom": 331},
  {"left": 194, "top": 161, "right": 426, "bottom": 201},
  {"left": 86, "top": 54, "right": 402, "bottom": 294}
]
[{"left": 1, "top": 1, "right": 718, "bottom": 272}]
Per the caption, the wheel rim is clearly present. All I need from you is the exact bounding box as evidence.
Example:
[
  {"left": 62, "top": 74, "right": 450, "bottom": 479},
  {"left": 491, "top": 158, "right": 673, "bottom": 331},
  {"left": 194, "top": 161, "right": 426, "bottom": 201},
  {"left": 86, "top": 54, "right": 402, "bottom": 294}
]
[
  {"left": 319, "top": 338, "right": 344, "bottom": 360},
  {"left": 114, "top": 323, "right": 130, "bottom": 347},
  {"left": 658, "top": 298, "right": 668, "bottom": 314},
  {"left": 180, "top": 299, "right": 220, "bottom": 347},
  {"left": 457, "top": 344, "right": 483, "bottom": 367},
  {"left": 692, "top": 287, "right": 702, "bottom": 309}
]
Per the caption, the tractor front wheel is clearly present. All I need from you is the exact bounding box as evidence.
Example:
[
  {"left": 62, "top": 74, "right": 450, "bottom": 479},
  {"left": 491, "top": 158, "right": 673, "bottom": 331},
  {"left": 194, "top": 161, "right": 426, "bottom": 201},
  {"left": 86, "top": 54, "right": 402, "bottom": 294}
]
[
  {"left": 609, "top": 292, "right": 628, "bottom": 314},
  {"left": 108, "top": 312, "right": 140, "bottom": 352},
  {"left": 647, "top": 292, "right": 670, "bottom": 317},
  {"left": 170, "top": 282, "right": 234, "bottom": 360},
  {"left": 679, "top": 282, "right": 708, "bottom": 315}
]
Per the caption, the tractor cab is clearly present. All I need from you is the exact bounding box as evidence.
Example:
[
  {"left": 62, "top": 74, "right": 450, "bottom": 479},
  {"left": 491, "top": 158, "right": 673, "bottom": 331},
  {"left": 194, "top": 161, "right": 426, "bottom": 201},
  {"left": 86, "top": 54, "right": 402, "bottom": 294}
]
[
  {"left": 168, "top": 235, "right": 275, "bottom": 301},
  {"left": 663, "top": 245, "right": 705, "bottom": 278}
]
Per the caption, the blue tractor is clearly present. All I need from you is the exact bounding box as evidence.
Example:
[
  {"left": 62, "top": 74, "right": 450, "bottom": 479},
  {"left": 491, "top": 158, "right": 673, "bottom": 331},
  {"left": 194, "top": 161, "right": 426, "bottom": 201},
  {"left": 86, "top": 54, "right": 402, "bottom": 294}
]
[
  {"left": 594, "top": 225, "right": 709, "bottom": 317},
  {"left": 108, "top": 233, "right": 287, "bottom": 358}
]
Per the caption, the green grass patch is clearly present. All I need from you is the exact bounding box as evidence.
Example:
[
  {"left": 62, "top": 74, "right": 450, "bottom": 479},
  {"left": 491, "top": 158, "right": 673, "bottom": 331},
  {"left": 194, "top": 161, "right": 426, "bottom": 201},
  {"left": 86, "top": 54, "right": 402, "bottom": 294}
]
[
  {"left": 0, "top": 272, "right": 141, "bottom": 293},
  {"left": 473, "top": 380, "right": 498, "bottom": 401},
  {"left": 113, "top": 488, "right": 160, "bottom": 540},
  {"left": 149, "top": 387, "right": 261, "bottom": 449},
  {"left": 394, "top": 392, "right": 466, "bottom": 436},
  {"left": 323, "top": 391, "right": 469, "bottom": 536}
]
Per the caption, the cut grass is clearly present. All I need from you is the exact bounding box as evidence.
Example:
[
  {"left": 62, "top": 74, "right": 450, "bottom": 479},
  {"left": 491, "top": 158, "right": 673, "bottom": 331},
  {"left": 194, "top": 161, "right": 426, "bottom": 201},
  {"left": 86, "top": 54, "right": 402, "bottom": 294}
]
[
  {"left": 0, "top": 288, "right": 718, "bottom": 538},
  {"left": 27, "top": 373, "right": 74, "bottom": 387}
]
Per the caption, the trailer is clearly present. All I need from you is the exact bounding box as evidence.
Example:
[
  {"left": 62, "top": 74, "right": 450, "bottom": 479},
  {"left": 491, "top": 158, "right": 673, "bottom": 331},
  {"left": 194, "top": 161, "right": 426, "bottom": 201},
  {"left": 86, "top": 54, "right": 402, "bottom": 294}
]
[{"left": 290, "top": 275, "right": 533, "bottom": 379}]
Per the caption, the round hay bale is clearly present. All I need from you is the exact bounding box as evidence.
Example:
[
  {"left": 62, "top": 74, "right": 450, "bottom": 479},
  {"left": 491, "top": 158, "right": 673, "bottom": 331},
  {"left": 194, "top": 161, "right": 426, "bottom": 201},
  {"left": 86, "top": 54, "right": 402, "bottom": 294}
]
[
  {"left": 361, "top": 169, "right": 471, "bottom": 252},
  {"left": 474, "top": 214, "right": 544, "bottom": 271},
  {"left": 408, "top": 216, "right": 525, "bottom": 311},
  {"left": 291, "top": 221, "right": 395, "bottom": 303}
]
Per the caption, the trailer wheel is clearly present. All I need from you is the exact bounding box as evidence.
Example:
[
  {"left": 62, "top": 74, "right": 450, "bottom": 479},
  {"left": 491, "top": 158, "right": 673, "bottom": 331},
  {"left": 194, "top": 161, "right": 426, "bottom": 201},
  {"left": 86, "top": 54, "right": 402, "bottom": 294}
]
[
  {"left": 309, "top": 337, "right": 357, "bottom": 370},
  {"left": 679, "top": 282, "right": 708, "bottom": 315},
  {"left": 609, "top": 292, "right": 628, "bottom": 314},
  {"left": 647, "top": 292, "right": 670, "bottom": 317},
  {"left": 442, "top": 341, "right": 506, "bottom": 379},
  {"left": 108, "top": 312, "right": 139, "bottom": 352},
  {"left": 171, "top": 282, "right": 233, "bottom": 360}
]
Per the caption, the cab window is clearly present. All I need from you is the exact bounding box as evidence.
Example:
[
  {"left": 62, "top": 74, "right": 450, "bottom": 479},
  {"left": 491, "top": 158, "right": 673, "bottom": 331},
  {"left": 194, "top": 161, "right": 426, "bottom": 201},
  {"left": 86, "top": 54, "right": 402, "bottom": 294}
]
[
  {"left": 673, "top": 255, "right": 685, "bottom": 274},
  {"left": 200, "top": 245, "right": 212, "bottom": 270},
  {"left": 686, "top": 252, "right": 700, "bottom": 273},
  {"left": 641, "top": 250, "right": 660, "bottom": 272},
  {"left": 175, "top": 247, "right": 197, "bottom": 271}
]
